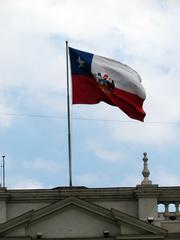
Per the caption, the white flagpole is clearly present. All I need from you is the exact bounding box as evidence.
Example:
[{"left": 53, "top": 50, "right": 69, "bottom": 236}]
[{"left": 66, "top": 41, "right": 72, "bottom": 187}]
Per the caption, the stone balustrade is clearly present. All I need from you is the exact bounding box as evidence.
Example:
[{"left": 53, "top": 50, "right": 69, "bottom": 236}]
[
  {"left": 138, "top": 153, "right": 180, "bottom": 223},
  {"left": 158, "top": 202, "right": 180, "bottom": 220}
]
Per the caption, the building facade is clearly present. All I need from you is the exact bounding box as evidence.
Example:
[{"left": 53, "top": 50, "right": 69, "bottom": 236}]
[{"left": 0, "top": 153, "right": 180, "bottom": 240}]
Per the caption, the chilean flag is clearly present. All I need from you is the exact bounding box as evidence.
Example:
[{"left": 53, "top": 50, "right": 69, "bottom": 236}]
[{"left": 69, "top": 47, "right": 146, "bottom": 121}]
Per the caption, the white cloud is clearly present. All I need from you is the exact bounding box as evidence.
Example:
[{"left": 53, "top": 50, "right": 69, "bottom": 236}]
[
  {"left": 9, "top": 178, "right": 45, "bottom": 189},
  {"left": 88, "top": 140, "right": 129, "bottom": 163},
  {"left": 0, "top": 0, "right": 180, "bottom": 129},
  {"left": 0, "top": 96, "right": 17, "bottom": 129},
  {"left": 22, "top": 158, "right": 63, "bottom": 174},
  {"left": 153, "top": 170, "right": 180, "bottom": 186},
  {"left": 112, "top": 122, "right": 179, "bottom": 146},
  {"left": 119, "top": 174, "right": 142, "bottom": 187},
  {"left": 74, "top": 173, "right": 109, "bottom": 186},
  {"left": 0, "top": 0, "right": 68, "bottom": 127}
]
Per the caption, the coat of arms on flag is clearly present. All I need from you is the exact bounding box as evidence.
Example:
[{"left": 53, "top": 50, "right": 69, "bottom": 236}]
[{"left": 94, "top": 73, "right": 115, "bottom": 94}]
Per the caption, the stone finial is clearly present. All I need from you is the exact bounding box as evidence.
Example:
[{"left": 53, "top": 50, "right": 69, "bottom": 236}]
[{"left": 141, "top": 152, "right": 152, "bottom": 185}]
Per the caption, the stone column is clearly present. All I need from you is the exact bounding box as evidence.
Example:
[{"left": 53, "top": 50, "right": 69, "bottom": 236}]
[
  {"left": 0, "top": 201, "right": 6, "bottom": 223},
  {"left": 0, "top": 187, "right": 8, "bottom": 223}
]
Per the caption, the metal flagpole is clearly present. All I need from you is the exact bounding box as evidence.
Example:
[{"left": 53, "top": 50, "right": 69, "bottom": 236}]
[
  {"left": 2, "top": 155, "right": 5, "bottom": 188},
  {"left": 66, "top": 41, "right": 72, "bottom": 187}
]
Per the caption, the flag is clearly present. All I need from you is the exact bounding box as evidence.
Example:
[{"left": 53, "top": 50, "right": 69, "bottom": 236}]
[{"left": 69, "top": 47, "right": 146, "bottom": 121}]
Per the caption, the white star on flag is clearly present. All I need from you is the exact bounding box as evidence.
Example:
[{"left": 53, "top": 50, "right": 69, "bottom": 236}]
[{"left": 76, "top": 56, "right": 85, "bottom": 68}]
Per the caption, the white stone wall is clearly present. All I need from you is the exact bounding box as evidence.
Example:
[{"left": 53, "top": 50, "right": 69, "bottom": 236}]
[
  {"left": 26, "top": 207, "right": 120, "bottom": 238},
  {"left": 6, "top": 203, "right": 48, "bottom": 220},
  {"left": 94, "top": 200, "right": 138, "bottom": 217}
]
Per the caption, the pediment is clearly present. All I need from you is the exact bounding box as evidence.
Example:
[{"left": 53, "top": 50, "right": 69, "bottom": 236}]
[{"left": 0, "top": 197, "right": 167, "bottom": 239}]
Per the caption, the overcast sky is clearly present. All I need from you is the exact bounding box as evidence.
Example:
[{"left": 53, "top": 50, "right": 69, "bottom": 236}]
[{"left": 0, "top": 0, "right": 180, "bottom": 189}]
